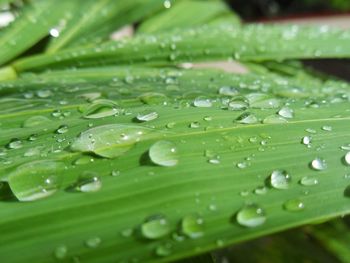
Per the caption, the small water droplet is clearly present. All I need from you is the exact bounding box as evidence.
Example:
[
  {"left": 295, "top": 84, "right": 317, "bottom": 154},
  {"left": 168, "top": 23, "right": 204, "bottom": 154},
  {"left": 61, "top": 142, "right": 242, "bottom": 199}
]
[
  {"left": 181, "top": 214, "right": 204, "bottom": 239},
  {"left": 236, "top": 204, "right": 266, "bottom": 227},
  {"left": 270, "top": 170, "right": 291, "bottom": 189},
  {"left": 283, "top": 199, "right": 305, "bottom": 212},
  {"left": 111, "top": 170, "right": 120, "bottom": 176},
  {"left": 7, "top": 138, "right": 23, "bottom": 149},
  {"left": 301, "top": 136, "right": 312, "bottom": 146},
  {"left": 189, "top": 121, "right": 200, "bottom": 128},
  {"left": 84, "top": 236, "right": 101, "bottom": 248},
  {"left": 141, "top": 214, "right": 171, "bottom": 239},
  {"left": 306, "top": 128, "right": 316, "bottom": 134},
  {"left": 254, "top": 186, "right": 268, "bottom": 195},
  {"left": 54, "top": 245, "right": 67, "bottom": 259},
  {"left": 75, "top": 172, "right": 102, "bottom": 192},
  {"left": 300, "top": 176, "right": 319, "bottom": 186},
  {"left": 310, "top": 158, "right": 327, "bottom": 171},
  {"left": 208, "top": 158, "right": 220, "bottom": 164},
  {"left": 263, "top": 115, "right": 287, "bottom": 124},
  {"left": 218, "top": 86, "right": 239, "bottom": 96},
  {"left": 344, "top": 152, "right": 350, "bottom": 165},
  {"left": 278, "top": 107, "right": 294, "bottom": 118},
  {"left": 56, "top": 125, "right": 68, "bottom": 134},
  {"left": 136, "top": 109, "right": 158, "bottom": 122},
  {"left": 236, "top": 112, "right": 258, "bottom": 124},
  {"left": 149, "top": 141, "right": 178, "bottom": 167},
  {"left": 340, "top": 144, "right": 350, "bottom": 151},
  {"left": 321, "top": 125, "right": 332, "bottom": 132},
  {"left": 36, "top": 90, "right": 52, "bottom": 98},
  {"left": 193, "top": 97, "right": 212, "bottom": 108},
  {"left": 155, "top": 242, "right": 172, "bottom": 257}
]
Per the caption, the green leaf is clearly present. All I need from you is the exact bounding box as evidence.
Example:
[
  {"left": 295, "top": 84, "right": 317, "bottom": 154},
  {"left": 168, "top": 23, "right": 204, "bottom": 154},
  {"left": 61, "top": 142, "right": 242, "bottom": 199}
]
[
  {"left": 0, "top": 66, "right": 350, "bottom": 262},
  {"left": 137, "top": 0, "right": 240, "bottom": 34},
  {"left": 12, "top": 24, "right": 350, "bottom": 73},
  {"left": 0, "top": 0, "right": 73, "bottom": 66}
]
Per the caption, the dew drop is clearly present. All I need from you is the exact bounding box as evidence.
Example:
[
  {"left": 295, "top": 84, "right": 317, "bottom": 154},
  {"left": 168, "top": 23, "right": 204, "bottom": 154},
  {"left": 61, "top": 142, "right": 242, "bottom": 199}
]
[
  {"left": 22, "top": 116, "right": 51, "bottom": 128},
  {"left": 85, "top": 236, "right": 101, "bottom": 248},
  {"left": 218, "top": 86, "right": 239, "bottom": 96},
  {"left": 278, "top": 107, "right": 294, "bottom": 119},
  {"left": 270, "top": 170, "right": 291, "bottom": 190},
  {"left": 344, "top": 152, "right": 350, "bottom": 165},
  {"left": 75, "top": 172, "right": 102, "bottom": 193},
  {"left": 300, "top": 176, "right": 319, "bottom": 186},
  {"left": 236, "top": 204, "right": 266, "bottom": 227},
  {"left": 155, "top": 242, "right": 172, "bottom": 257},
  {"left": 321, "top": 125, "right": 332, "bottom": 132},
  {"left": 54, "top": 245, "right": 67, "bottom": 259},
  {"left": 181, "top": 214, "right": 204, "bottom": 239},
  {"left": 136, "top": 109, "right": 159, "bottom": 122},
  {"left": 263, "top": 115, "right": 287, "bottom": 124},
  {"left": 193, "top": 97, "right": 212, "bottom": 108},
  {"left": 310, "top": 158, "right": 327, "bottom": 171},
  {"left": 189, "top": 121, "right": 200, "bottom": 128},
  {"left": 56, "top": 125, "right": 68, "bottom": 134},
  {"left": 254, "top": 186, "right": 268, "bottom": 195},
  {"left": 83, "top": 99, "right": 121, "bottom": 119},
  {"left": 236, "top": 112, "right": 258, "bottom": 124},
  {"left": 7, "top": 138, "right": 23, "bottom": 149},
  {"left": 8, "top": 160, "right": 64, "bottom": 201},
  {"left": 283, "top": 199, "right": 305, "bottom": 212},
  {"left": 141, "top": 214, "right": 171, "bottom": 239},
  {"left": 149, "top": 140, "right": 178, "bottom": 167},
  {"left": 301, "top": 136, "right": 312, "bottom": 146}
]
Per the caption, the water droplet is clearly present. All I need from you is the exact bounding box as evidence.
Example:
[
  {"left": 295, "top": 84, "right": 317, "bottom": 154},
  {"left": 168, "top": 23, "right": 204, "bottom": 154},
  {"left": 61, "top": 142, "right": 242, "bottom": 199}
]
[
  {"left": 189, "top": 121, "right": 200, "bottom": 128},
  {"left": 181, "top": 214, "right": 204, "bottom": 239},
  {"left": 237, "top": 162, "right": 248, "bottom": 169},
  {"left": 111, "top": 170, "right": 120, "bottom": 176},
  {"left": 218, "top": 86, "right": 239, "bottom": 96},
  {"left": 49, "top": 28, "right": 60, "bottom": 38},
  {"left": 208, "top": 158, "right": 220, "bottom": 164},
  {"left": 283, "top": 199, "right": 305, "bottom": 212},
  {"left": 7, "top": 138, "right": 23, "bottom": 149},
  {"left": 193, "top": 97, "right": 212, "bottom": 108},
  {"left": 73, "top": 156, "right": 94, "bottom": 165},
  {"left": 36, "top": 90, "right": 52, "bottom": 98},
  {"left": 121, "top": 228, "right": 133, "bottom": 237},
  {"left": 270, "top": 170, "right": 291, "bottom": 189},
  {"left": 306, "top": 128, "right": 316, "bottom": 134},
  {"left": 24, "top": 147, "right": 41, "bottom": 157},
  {"left": 83, "top": 100, "right": 121, "bottom": 119},
  {"left": 340, "top": 144, "right": 350, "bottom": 151},
  {"left": 254, "top": 186, "right": 268, "bottom": 195},
  {"left": 164, "top": 0, "right": 171, "bottom": 8},
  {"left": 228, "top": 97, "right": 248, "bottom": 111},
  {"left": 149, "top": 140, "right": 178, "bottom": 167},
  {"left": 236, "top": 204, "right": 266, "bottom": 227},
  {"left": 344, "top": 152, "right": 350, "bottom": 165},
  {"left": 236, "top": 112, "right": 258, "bottom": 124},
  {"left": 136, "top": 109, "right": 159, "bottom": 122},
  {"left": 54, "top": 245, "right": 67, "bottom": 259},
  {"left": 56, "top": 125, "right": 68, "bottom": 134},
  {"left": 85, "top": 237, "right": 101, "bottom": 248},
  {"left": 139, "top": 92, "right": 168, "bottom": 106},
  {"left": 155, "top": 242, "right": 172, "bottom": 257},
  {"left": 141, "top": 214, "right": 171, "bottom": 239},
  {"left": 310, "top": 158, "right": 327, "bottom": 171},
  {"left": 75, "top": 172, "right": 102, "bottom": 192},
  {"left": 23, "top": 116, "right": 51, "bottom": 128},
  {"left": 263, "top": 115, "right": 287, "bottom": 124},
  {"left": 71, "top": 124, "right": 155, "bottom": 158},
  {"left": 300, "top": 176, "right": 319, "bottom": 186},
  {"left": 321, "top": 125, "right": 332, "bottom": 132},
  {"left": 278, "top": 107, "right": 294, "bottom": 118},
  {"left": 301, "top": 136, "right": 312, "bottom": 146},
  {"left": 8, "top": 160, "right": 64, "bottom": 201},
  {"left": 247, "top": 93, "right": 280, "bottom": 109}
]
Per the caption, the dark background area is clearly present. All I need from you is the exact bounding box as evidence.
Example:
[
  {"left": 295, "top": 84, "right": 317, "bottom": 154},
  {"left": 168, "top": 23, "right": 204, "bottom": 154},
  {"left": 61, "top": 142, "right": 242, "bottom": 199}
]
[{"left": 226, "top": 0, "right": 350, "bottom": 81}]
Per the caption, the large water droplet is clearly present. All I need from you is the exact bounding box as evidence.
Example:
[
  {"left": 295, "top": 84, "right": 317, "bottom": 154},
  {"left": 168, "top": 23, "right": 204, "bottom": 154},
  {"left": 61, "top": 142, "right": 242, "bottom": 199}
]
[
  {"left": 8, "top": 160, "right": 64, "bottom": 201},
  {"left": 270, "top": 170, "right": 291, "bottom": 189},
  {"left": 310, "top": 158, "right": 327, "bottom": 171},
  {"left": 181, "top": 214, "right": 204, "bottom": 238},
  {"left": 149, "top": 140, "right": 178, "bottom": 167},
  {"left": 71, "top": 124, "right": 155, "bottom": 158},
  {"left": 236, "top": 204, "right": 266, "bottom": 227},
  {"left": 283, "top": 199, "right": 305, "bottom": 212},
  {"left": 141, "top": 214, "right": 171, "bottom": 239},
  {"left": 23, "top": 115, "right": 51, "bottom": 128}
]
